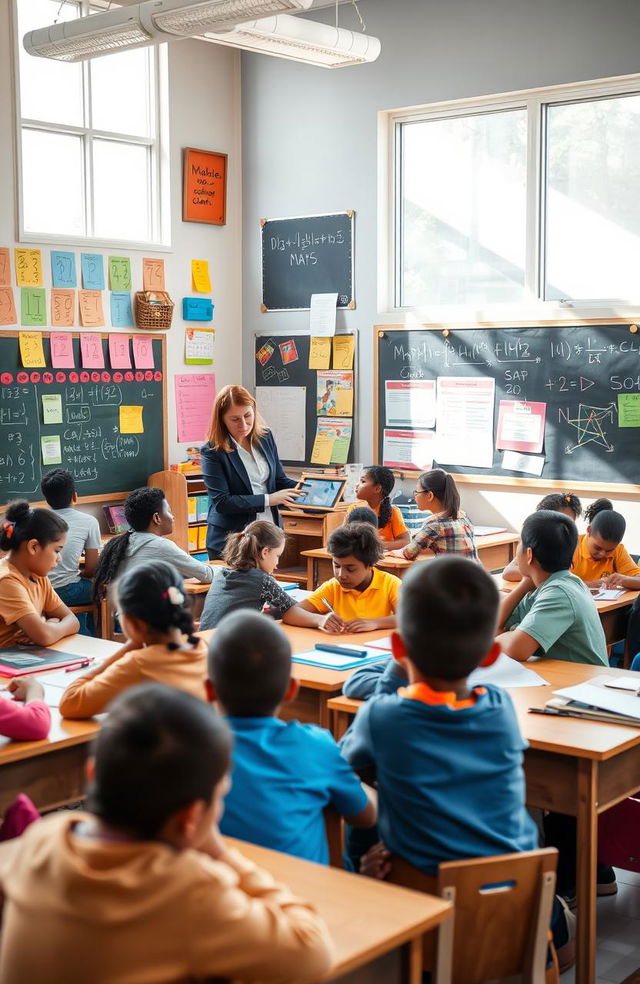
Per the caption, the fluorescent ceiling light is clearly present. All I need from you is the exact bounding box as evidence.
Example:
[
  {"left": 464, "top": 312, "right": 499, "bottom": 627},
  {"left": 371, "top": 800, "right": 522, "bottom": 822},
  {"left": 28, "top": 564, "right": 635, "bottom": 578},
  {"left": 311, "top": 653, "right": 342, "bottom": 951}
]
[
  {"left": 202, "top": 14, "right": 381, "bottom": 68},
  {"left": 23, "top": 0, "right": 312, "bottom": 61}
]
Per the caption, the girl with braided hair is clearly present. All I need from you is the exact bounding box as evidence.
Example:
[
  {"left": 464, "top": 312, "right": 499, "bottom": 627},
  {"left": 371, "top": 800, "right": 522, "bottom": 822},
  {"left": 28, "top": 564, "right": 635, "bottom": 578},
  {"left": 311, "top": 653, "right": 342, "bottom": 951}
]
[{"left": 347, "top": 466, "right": 410, "bottom": 550}]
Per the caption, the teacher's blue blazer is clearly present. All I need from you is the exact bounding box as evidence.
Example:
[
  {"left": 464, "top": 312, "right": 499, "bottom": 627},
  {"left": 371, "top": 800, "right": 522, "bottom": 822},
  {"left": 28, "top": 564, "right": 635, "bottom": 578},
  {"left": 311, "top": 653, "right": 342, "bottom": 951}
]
[{"left": 201, "top": 430, "right": 297, "bottom": 554}]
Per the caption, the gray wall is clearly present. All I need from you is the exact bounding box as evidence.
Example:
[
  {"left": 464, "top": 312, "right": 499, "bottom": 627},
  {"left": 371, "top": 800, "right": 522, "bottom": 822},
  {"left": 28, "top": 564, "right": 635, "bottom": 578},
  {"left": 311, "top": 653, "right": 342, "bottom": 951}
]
[{"left": 241, "top": 0, "right": 640, "bottom": 462}]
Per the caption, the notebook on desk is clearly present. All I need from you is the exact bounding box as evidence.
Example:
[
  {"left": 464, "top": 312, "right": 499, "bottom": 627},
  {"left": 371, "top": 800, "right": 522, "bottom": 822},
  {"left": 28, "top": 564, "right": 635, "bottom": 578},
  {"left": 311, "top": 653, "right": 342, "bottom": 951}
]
[
  {"left": 0, "top": 647, "right": 91, "bottom": 678},
  {"left": 540, "top": 678, "right": 640, "bottom": 727}
]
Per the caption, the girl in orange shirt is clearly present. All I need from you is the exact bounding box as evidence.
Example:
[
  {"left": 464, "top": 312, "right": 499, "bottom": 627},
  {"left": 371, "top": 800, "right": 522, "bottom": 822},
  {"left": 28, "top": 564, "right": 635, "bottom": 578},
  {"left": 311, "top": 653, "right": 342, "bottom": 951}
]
[{"left": 348, "top": 466, "right": 409, "bottom": 550}]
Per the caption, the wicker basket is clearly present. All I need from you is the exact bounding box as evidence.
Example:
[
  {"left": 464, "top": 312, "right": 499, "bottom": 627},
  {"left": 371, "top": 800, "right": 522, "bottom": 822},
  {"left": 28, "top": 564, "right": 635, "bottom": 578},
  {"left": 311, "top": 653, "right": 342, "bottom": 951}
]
[{"left": 134, "top": 290, "right": 174, "bottom": 330}]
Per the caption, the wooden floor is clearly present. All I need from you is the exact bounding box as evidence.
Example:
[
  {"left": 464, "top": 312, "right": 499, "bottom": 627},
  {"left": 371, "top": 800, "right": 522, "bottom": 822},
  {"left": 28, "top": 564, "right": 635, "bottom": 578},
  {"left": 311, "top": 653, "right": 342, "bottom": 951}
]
[{"left": 563, "top": 868, "right": 640, "bottom": 983}]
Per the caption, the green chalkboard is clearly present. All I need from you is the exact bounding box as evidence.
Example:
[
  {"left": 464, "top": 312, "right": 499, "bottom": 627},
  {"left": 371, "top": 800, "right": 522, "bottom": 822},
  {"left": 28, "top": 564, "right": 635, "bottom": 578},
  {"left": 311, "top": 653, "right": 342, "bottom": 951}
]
[{"left": 0, "top": 333, "right": 166, "bottom": 505}]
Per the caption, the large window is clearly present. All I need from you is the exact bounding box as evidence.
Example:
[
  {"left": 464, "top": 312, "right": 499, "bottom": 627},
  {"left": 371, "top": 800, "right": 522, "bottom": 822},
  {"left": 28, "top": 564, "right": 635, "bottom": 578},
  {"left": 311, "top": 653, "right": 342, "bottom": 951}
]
[
  {"left": 14, "top": 0, "right": 168, "bottom": 246},
  {"left": 393, "top": 81, "right": 640, "bottom": 309}
]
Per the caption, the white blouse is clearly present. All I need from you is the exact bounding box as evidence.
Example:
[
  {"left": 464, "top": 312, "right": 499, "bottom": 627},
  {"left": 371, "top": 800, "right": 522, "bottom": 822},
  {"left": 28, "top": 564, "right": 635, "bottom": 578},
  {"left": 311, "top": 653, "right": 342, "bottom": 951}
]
[{"left": 232, "top": 438, "right": 271, "bottom": 523}]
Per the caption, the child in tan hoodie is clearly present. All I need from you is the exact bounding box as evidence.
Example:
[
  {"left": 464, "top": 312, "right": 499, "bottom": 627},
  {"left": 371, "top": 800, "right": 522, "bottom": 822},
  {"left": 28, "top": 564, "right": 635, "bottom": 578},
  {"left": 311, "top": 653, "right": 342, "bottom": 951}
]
[{"left": 0, "top": 682, "right": 333, "bottom": 984}]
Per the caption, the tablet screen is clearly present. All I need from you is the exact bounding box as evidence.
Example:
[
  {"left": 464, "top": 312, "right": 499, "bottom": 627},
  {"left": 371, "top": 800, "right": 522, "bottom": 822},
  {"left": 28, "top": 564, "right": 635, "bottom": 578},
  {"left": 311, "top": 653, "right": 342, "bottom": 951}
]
[{"left": 296, "top": 479, "right": 344, "bottom": 509}]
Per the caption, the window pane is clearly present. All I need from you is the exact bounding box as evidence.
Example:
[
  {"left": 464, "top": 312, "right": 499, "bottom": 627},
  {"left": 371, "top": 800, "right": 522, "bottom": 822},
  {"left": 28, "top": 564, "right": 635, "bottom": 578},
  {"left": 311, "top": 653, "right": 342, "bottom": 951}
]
[
  {"left": 92, "top": 140, "right": 150, "bottom": 241},
  {"left": 17, "top": 0, "right": 83, "bottom": 126},
  {"left": 90, "top": 47, "right": 153, "bottom": 137},
  {"left": 399, "top": 110, "right": 527, "bottom": 306},
  {"left": 22, "top": 128, "right": 85, "bottom": 236},
  {"left": 545, "top": 95, "right": 640, "bottom": 300}
]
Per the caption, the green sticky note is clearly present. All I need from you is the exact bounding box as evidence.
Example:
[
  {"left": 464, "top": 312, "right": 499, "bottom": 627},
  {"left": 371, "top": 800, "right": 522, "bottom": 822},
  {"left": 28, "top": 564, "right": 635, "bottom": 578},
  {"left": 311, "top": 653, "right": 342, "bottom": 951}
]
[
  {"left": 21, "top": 287, "right": 47, "bottom": 326},
  {"left": 41, "top": 435, "right": 62, "bottom": 466},
  {"left": 42, "top": 393, "right": 63, "bottom": 425},
  {"left": 331, "top": 437, "right": 351, "bottom": 464},
  {"left": 618, "top": 393, "right": 640, "bottom": 427},
  {"left": 108, "top": 256, "right": 132, "bottom": 291}
]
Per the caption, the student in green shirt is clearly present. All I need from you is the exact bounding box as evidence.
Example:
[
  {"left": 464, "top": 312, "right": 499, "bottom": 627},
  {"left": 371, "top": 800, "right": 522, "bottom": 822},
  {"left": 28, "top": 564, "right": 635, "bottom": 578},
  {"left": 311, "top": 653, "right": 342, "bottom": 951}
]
[{"left": 496, "top": 510, "right": 607, "bottom": 666}]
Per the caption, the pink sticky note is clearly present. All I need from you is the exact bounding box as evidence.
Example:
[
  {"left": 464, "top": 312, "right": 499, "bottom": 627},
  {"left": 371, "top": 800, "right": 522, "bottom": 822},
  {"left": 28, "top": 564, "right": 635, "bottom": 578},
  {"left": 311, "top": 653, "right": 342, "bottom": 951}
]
[
  {"left": 50, "top": 332, "right": 75, "bottom": 369},
  {"left": 80, "top": 333, "right": 105, "bottom": 369},
  {"left": 132, "top": 335, "right": 154, "bottom": 369},
  {"left": 109, "top": 334, "right": 132, "bottom": 369}
]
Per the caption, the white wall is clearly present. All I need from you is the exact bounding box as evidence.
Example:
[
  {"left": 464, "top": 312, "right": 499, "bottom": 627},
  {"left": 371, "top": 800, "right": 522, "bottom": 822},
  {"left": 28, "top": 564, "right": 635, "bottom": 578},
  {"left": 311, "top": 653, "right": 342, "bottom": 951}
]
[
  {"left": 0, "top": 2, "right": 243, "bottom": 517},
  {"left": 240, "top": 0, "right": 640, "bottom": 550}
]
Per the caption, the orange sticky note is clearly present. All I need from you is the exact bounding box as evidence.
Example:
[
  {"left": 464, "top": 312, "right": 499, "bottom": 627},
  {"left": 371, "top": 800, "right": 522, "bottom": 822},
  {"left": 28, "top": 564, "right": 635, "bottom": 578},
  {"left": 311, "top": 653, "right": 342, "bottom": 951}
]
[
  {"left": 0, "top": 248, "right": 10, "bottom": 286},
  {"left": 79, "top": 290, "right": 105, "bottom": 328},
  {"left": 0, "top": 287, "right": 17, "bottom": 326},
  {"left": 15, "top": 248, "right": 43, "bottom": 287},
  {"left": 143, "top": 257, "right": 165, "bottom": 291},
  {"left": 51, "top": 289, "right": 75, "bottom": 327}
]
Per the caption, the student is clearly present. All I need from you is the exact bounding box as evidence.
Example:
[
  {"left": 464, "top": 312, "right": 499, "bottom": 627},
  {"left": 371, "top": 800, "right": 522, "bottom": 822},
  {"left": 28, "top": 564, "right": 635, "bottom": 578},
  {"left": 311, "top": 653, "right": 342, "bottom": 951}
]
[
  {"left": 60, "top": 561, "right": 207, "bottom": 719},
  {"left": 40, "top": 468, "right": 102, "bottom": 634},
  {"left": 0, "top": 683, "right": 334, "bottom": 984},
  {"left": 92, "top": 487, "right": 212, "bottom": 602},
  {"left": 298, "top": 523, "right": 401, "bottom": 633},
  {"left": 345, "top": 505, "right": 379, "bottom": 526},
  {"left": 0, "top": 500, "right": 80, "bottom": 648},
  {"left": 347, "top": 466, "right": 409, "bottom": 550},
  {"left": 207, "top": 611, "right": 376, "bottom": 864},
  {"left": 496, "top": 511, "right": 607, "bottom": 665},
  {"left": 386, "top": 468, "right": 478, "bottom": 562},
  {"left": 200, "top": 520, "right": 334, "bottom": 631},
  {"left": 571, "top": 498, "right": 640, "bottom": 589},
  {"left": 0, "top": 677, "right": 50, "bottom": 741},
  {"left": 502, "top": 492, "right": 583, "bottom": 581}
]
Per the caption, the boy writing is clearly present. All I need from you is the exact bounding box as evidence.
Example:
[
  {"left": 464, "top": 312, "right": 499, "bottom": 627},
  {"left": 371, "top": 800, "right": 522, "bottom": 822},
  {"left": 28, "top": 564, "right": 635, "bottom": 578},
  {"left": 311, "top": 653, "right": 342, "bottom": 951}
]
[
  {"left": 0, "top": 683, "right": 333, "bottom": 984},
  {"left": 207, "top": 611, "right": 377, "bottom": 864}
]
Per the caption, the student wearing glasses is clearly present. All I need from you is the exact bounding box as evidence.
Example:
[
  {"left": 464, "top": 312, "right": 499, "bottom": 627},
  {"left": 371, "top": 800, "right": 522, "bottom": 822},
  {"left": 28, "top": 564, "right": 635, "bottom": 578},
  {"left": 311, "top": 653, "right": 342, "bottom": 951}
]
[{"left": 385, "top": 469, "right": 478, "bottom": 562}]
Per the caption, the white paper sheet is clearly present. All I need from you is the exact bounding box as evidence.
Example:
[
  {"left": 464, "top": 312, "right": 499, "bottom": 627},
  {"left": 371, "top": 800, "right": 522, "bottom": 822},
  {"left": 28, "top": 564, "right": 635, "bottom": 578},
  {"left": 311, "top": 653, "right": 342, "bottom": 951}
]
[
  {"left": 502, "top": 450, "right": 545, "bottom": 476},
  {"left": 553, "top": 682, "right": 640, "bottom": 720},
  {"left": 383, "top": 428, "right": 435, "bottom": 470},
  {"left": 256, "top": 386, "right": 306, "bottom": 461},
  {"left": 469, "top": 652, "right": 548, "bottom": 689},
  {"left": 591, "top": 588, "right": 625, "bottom": 600},
  {"left": 435, "top": 377, "right": 495, "bottom": 468},
  {"left": 385, "top": 380, "right": 436, "bottom": 428},
  {"left": 309, "top": 293, "right": 338, "bottom": 336}
]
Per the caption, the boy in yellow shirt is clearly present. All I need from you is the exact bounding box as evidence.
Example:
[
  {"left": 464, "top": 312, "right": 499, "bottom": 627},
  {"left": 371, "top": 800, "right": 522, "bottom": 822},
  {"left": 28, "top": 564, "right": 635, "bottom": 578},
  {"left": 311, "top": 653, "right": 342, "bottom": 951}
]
[
  {"left": 571, "top": 499, "right": 640, "bottom": 589},
  {"left": 298, "top": 522, "right": 400, "bottom": 633}
]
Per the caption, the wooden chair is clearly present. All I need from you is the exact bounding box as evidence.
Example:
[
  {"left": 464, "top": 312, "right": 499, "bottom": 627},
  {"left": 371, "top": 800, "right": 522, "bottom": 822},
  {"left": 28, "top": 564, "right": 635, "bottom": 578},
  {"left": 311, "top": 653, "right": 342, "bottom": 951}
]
[{"left": 387, "top": 847, "right": 559, "bottom": 984}]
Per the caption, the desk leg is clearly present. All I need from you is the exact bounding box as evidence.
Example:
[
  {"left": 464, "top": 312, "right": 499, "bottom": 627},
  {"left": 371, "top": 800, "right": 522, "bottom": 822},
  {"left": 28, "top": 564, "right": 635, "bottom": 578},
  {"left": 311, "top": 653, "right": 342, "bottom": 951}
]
[
  {"left": 400, "top": 937, "right": 423, "bottom": 984},
  {"left": 575, "top": 759, "right": 598, "bottom": 984},
  {"left": 332, "top": 708, "right": 352, "bottom": 741},
  {"left": 306, "top": 556, "right": 316, "bottom": 591}
]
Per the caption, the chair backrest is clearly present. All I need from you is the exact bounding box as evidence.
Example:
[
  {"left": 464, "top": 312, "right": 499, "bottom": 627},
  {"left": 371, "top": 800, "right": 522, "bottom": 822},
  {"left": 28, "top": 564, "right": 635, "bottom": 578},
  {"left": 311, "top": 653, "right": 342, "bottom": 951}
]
[{"left": 388, "top": 847, "right": 558, "bottom": 984}]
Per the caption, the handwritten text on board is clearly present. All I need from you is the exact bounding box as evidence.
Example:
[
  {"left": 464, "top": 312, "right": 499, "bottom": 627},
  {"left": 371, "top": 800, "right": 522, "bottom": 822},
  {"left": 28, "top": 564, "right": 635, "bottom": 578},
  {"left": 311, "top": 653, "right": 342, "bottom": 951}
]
[
  {"left": 51, "top": 289, "right": 75, "bottom": 328},
  {"left": 50, "top": 333, "right": 75, "bottom": 368},
  {"left": 183, "top": 148, "right": 226, "bottom": 225},
  {"left": 174, "top": 373, "right": 216, "bottom": 443}
]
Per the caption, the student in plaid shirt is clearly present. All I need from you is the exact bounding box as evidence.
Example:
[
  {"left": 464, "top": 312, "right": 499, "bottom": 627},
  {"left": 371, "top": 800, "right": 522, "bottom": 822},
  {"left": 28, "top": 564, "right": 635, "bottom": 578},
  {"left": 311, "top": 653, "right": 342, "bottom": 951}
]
[{"left": 386, "top": 469, "right": 478, "bottom": 562}]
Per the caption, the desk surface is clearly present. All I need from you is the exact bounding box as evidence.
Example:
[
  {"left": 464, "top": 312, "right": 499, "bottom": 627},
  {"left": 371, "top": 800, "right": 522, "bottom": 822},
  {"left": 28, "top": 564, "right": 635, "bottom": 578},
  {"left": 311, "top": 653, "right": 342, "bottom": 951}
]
[
  {"left": 303, "top": 529, "right": 520, "bottom": 566},
  {"left": 493, "top": 574, "right": 639, "bottom": 615}
]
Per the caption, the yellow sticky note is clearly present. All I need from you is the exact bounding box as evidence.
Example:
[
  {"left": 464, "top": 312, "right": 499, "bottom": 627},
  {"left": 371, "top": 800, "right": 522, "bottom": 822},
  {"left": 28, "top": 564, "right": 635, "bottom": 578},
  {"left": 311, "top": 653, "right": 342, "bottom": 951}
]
[
  {"left": 19, "top": 331, "right": 46, "bottom": 368},
  {"left": 191, "top": 259, "right": 212, "bottom": 293},
  {"left": 120, "top": 405, "right": 144, "bottom": 434},
  {"left": 333, "top": 335, "right": 355, "bottom": 370},
  {"left": 15, "top": 249, "right": 43, "bottom": 287},
  {"left": 309, "top": 336, "right": 331, "bottom": 370},
  {"left": 310, "top": 434, "right": 333, "bottom": 465},
  {"left": 334, "top": 388, "right": 354, "bottom": 417}
]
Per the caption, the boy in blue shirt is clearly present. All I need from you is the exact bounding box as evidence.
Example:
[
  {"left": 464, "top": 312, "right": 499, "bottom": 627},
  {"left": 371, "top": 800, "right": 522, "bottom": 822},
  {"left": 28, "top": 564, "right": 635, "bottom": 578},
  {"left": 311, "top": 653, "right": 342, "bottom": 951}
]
[{"left": 206, "top": 611, "right": 376, "bottom": 865}]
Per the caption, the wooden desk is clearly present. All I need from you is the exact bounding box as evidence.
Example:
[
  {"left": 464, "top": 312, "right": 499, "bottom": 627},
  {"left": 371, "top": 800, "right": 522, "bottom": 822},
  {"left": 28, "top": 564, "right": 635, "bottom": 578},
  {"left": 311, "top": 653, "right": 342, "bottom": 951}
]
[
  {"left": 327, "top": 659, "right": 640, "bottom": 984},
  {"left": 303, "top": 531, "right": 520, "bottom": 589},
  {"left": 278, "top": 505, "right": 348, "bottom": 586}
]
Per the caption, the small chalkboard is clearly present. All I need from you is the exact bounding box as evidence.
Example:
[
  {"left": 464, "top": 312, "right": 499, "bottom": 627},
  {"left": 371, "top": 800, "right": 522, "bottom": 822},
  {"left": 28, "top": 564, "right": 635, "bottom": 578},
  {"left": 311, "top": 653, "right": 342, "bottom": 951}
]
[{"left": 261, "top": 211, "right": 354, "bottom": 311}]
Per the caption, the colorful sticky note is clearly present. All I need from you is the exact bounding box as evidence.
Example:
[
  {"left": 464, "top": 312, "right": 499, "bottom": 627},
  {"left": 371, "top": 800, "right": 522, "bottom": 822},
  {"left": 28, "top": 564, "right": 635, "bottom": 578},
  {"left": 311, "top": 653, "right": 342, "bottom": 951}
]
[
  {"left": 79, "top": 290, "right": 105, "bottom": 328},
  {"left": 108, "top": 256, "right": 132, "bottom": 291},
  {"left": 50, "top": 332, "right": 75, "bottom": 369},
  {"left": 19, "top": 331, "right": 46, "bottom": 368},
  {"left": 310, "top": 434, "right": 333, "bottom": 465},
  {"left": 42, "top": 393, "right": 63, "bottom": 425},
  {"left": 15, "top": 249, "right": 43, "bottom": 287},
  {"left": 110, "top": 292, "right": 133, "bottom": 328},
  {"left": 0, "top": 287, "right": 17, "bottom": 326},
  {"left": 51, "top": 289, "right": 75, "bottom": 327},
  {"left": 51, "top": 251, "right": 77, "bottom": 288},
  {"left": 333, "top": 334, "right": 355, "bottom": 370},
  {"left": 0, "top": 248, "right": 10, "bottom": 286},
  {"left": 309, "top": 336, "right": 331, "bottom": 370},
  {"left": 191, "top": 259, "right": 212, "bottom": 293},
  {"left": 618, "top": 393, "right": 640, "bottom": 427},
  {"left": 143, "top": 257, "right": 165, "bottom": 291},
  {"left": 81, "top": 253, "right": 105, "bottom": 290},
  {"left": 109, "top": 334, "right": 132, "bottom": 369},
  {"left": 20, "top": 288, "right": 46, "bottom": 327},
  {"left": 132, "top": 335, "right": 154, "bottom": 369},
  {"left": 80, "top": 333, "right": 105, "bottom": 369},
  {"left": 41, "top": 435, "right": 62, "bottom": 466},
  {"left": 119, "top": 405, "right": 144, "bottom": 434}
]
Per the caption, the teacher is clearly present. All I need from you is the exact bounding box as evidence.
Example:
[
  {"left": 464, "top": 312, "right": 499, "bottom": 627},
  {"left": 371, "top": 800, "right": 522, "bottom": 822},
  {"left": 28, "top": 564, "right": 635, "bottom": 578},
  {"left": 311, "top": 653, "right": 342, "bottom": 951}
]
[{"left": 201, "top": 384, "right": 301, "bottom": 559}]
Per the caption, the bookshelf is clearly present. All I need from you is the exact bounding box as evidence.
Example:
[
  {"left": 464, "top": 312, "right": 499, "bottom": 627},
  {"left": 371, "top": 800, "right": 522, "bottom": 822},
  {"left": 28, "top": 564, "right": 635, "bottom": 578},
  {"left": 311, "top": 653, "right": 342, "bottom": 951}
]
[{"left": 148, "top": 469, "right": 209, "bottom": 561}]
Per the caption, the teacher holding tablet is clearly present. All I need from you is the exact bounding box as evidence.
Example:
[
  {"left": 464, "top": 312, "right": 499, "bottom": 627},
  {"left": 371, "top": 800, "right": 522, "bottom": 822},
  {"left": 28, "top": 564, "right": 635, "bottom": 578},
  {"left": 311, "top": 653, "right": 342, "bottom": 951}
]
[{"left": 201, "top": 384, "right": 301, "bottom": 558}]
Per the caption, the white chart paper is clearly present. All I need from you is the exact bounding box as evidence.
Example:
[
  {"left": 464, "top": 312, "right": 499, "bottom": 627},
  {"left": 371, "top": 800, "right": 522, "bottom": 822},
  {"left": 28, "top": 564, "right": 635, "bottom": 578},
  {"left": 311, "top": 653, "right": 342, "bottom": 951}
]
[
  {"left": 501, "top": 450, "right": 545, "bottom": 476},
  {"left": 256, "top": 386, "right": 306, "bottom": 461},
  {"left": 385, "top": 380, "right": 436, "bottom": 428},
  {"left": 383, "top": 429, "right": 435, "bottom": 470},
  {"left": 309, "top": 292, "right": 338, "bottom": 336},
  {"left": 435, "top": 377, "right": 495, "bottom": 468}
]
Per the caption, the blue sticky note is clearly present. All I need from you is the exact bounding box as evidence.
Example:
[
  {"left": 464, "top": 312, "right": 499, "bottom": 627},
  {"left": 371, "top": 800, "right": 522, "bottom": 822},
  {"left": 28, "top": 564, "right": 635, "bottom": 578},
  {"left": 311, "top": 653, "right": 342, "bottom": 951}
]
[
  {"left": 51, "top": 251, "right": 77, "bottom": 288},
  {"left": 110, "top": 291, "right": 133, "bottom": 328},
  {"left": 81, "top": 253, "right": 105, "bottom": 290}
]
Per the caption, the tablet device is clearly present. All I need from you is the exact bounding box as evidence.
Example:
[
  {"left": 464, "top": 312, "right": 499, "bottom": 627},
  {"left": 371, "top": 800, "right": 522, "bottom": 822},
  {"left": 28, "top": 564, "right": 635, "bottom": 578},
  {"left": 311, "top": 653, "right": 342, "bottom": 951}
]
[{"left": 295, "top": 475, "right": 346, "bottom": 512}]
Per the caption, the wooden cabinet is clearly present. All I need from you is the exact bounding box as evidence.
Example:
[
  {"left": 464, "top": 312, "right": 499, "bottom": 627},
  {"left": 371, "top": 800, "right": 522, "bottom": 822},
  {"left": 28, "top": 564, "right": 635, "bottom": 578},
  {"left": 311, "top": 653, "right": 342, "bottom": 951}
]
[{"left": 276, "top": 506, "right": 347, "bottom": 586}]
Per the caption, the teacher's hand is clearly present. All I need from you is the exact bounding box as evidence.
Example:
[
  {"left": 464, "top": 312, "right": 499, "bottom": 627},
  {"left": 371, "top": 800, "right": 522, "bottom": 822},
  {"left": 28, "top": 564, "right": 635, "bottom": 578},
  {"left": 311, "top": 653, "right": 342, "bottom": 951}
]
[{"left": 269, "top": 489, "right": 303, "bottom": 508}]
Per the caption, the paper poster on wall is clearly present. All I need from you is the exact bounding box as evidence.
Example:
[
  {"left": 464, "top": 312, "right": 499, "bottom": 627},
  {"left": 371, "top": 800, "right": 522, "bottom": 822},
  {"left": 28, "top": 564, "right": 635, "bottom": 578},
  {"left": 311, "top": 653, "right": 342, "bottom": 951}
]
[
  {"left": 385, "top": 380, "right": 436, "bottom": 429},
  {"left": 143, "top": 257, "right": 165, "bottom": 291},
  {"left": 51, "top": 289, "right": 75, "bottom": 328},
  {"left": 256, "top": 339, "right": 275, "bottom": 366},
  {"left": 51, "top": 251, "right": 76, "bottom": 288},
  {"left": 81, "top": 253, "right": 105, "bottom": 290},
  {"left": 20, "top": 288, "right": 46, "bottom": 327},
  {"left": 311, "top": 416, "right": 352, "bottom": 465},
  {"left": 0, "top": 248, "right": 11, "bottom": 286},
  {"left": 41, "top": 435, "right": 62, "bottom": 466},
  {"left": 496, "top": 400, "right": 546, "bottom": 453},
  {"left": 501, "top": 450, "right": 545, "bottom": 476},
  {"left": 309, "top": 292, "right": 338, "bottom": 336},
  {"left": 279, "top": 339, "right": 299, "bottom": 365},
  {"left": 132, "top": 335, "right": 155, "bottom": 369},
  {"left": 110, "top": 292, "right": 133, "bottom": 328},
  {"left": 41, "top": 394, "right": 63, "bottom": 425},
  {"left": 108, "top": 256, "right": 132, "bottom": 291},
  {"left": 15, "top": 249, "right": 42, "bottom": 287},
  {"left": 80, "top": 333, "right": 105, "bottom": 369},
  {"left": 316, "top": 370, "right": 353, "bottom": 416},
  {"left": 79, "top": 290, "right": 105, "bottom": 328},
  {"left": 383, "top": 429, "right": 435, "bottom": 471},
  {"left": 332, "top": 334, "right": 355, "bottom": 370},
  {"left": 109, "top": 335, "right": 132, "bottom": 370},
  {"left": 185, "top": 327, "right": 215, "bottom": 364},
  {"left": 309, "top": 336, "right": 331, "bottom": 370},
  {"left": 174, "top": 373, "right": 216, "bottom": 443},
  {"left": 618, "top": 394, "right": 640, "bottom": 428},
  {"left": 435, "top": 377, "right": 495, "bottom": 469},
  {"left": 256, "top": 386, "right": 306, "bottom": 462},
  {"left": 19, "top": 331, "right": 46, "bottom": 368},
  {"left": 50, "top": 333, "right": 75, "bottom": 369},
  {"left": 0, "top": 287, "right": 17, "bottom": 326}
]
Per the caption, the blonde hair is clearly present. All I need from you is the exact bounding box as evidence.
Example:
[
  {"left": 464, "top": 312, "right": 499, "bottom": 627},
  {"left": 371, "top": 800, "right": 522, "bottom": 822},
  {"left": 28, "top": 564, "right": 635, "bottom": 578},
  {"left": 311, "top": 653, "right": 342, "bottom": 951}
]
[
  {"left": 206, "top": 384, "right": 266, "bottom": 452},
  {"left": 222, "top": 521, "right": 285, "bottom": 571}
]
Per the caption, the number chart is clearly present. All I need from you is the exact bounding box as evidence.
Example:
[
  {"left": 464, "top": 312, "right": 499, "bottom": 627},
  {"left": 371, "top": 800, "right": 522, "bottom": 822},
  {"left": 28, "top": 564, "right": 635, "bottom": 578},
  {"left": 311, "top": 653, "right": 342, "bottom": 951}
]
[{"left": 0, "top": 333, "right": 166, "bottom": 503}]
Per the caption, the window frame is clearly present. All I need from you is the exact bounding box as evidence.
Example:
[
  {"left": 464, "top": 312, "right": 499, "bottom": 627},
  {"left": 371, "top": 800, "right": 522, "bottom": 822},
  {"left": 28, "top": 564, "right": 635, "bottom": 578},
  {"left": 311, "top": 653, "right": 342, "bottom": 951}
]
[
  {"left": 380, "top": 72, "right": 640, "bottom": 321},
  {"left": 12, "top": 0, "right": 171, "bottom": 250}
]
